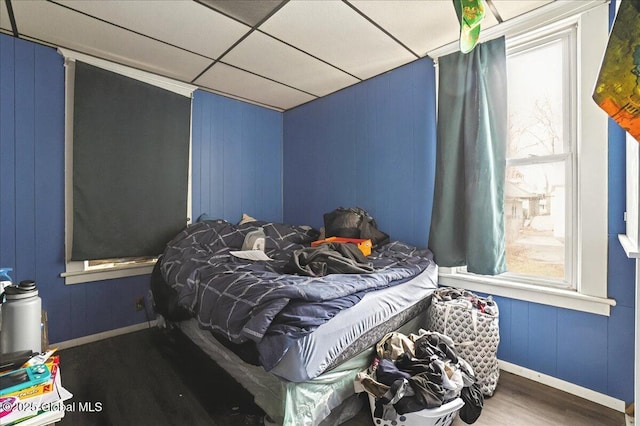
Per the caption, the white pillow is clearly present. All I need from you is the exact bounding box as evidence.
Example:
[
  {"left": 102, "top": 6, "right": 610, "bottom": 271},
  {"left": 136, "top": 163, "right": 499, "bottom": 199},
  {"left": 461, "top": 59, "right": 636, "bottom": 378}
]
[{"left": 239, "top": 213, "right": 258, "bottom": 225}]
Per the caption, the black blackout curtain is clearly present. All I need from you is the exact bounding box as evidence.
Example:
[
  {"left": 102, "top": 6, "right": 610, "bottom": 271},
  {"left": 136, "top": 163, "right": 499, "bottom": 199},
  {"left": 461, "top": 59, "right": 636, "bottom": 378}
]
[{"left": 71, "top": 62, "right": 191, "bottom": 260}]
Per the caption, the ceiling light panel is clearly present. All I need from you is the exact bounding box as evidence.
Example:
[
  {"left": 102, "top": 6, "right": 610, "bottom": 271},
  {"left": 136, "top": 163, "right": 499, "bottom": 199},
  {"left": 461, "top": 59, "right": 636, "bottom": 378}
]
[
  {"left": 57, "top": 0, "right": 250, "bottom": 59},
  {"left": 195, "top": 63, "right": 316, "bottom": 110},
  {"left": 10, "top": 0, "right": 211, "bottom": 82},
  {"left": 223, "top": 31, "right": 359, "bottom": 97},
  {"left": 491, "top": 0, "right": 554, "bottom": 21},
  {"left": 260, "top": 0, "right": 416, "bottom": 80}
]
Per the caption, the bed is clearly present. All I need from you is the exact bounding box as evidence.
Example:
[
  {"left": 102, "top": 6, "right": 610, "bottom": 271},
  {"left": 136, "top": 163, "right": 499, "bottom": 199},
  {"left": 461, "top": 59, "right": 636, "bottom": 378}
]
[{"left": 150, "top": 218, "right": 439, "bottom": 425}]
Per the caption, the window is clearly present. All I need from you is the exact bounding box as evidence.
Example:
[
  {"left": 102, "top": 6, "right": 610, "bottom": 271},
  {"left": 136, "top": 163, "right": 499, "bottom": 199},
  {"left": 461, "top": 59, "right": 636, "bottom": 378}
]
[
  {"left": 504, "top": 27, "right": 575, "bottom": 287},
  {"left": 437, "top": 1, "right": 614, "bottom": 315},
  {"left": 60, "top": 49, "right": 195, "bottom": 285}
]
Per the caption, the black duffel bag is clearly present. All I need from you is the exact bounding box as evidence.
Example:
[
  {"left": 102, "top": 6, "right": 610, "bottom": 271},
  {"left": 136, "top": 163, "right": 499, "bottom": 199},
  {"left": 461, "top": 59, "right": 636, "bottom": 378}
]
[{"left": 323, "top": 207, "right": 390, "bottom": 248}]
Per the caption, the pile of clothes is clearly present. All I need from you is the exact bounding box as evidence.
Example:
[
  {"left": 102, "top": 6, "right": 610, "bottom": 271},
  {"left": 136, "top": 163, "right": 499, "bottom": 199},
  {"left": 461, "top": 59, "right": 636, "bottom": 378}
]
[
  {"left": 355, "top": 330, "right": 484, "bottom": 424},
  {"left": 432, "top": 287, "right": 498, "bottom": 316}
]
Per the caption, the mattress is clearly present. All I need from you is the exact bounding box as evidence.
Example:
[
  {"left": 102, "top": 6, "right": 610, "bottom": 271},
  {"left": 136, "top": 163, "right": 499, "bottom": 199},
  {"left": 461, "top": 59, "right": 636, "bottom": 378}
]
[{"left": 270, "top": 262, "right": 438, "bottom": 381}]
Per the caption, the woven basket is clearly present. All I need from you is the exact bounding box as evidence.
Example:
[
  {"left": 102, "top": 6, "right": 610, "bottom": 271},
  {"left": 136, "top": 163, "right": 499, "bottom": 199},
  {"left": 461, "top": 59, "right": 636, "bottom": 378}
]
[{"left": 426, "top": 289, "right": 500, "bottom": 397}]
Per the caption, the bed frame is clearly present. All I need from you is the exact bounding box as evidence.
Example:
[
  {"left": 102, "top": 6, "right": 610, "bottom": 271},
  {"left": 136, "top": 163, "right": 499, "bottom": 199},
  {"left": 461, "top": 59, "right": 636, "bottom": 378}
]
[{"left": 172, "top": 306, "right": 432, "bottom": 426}]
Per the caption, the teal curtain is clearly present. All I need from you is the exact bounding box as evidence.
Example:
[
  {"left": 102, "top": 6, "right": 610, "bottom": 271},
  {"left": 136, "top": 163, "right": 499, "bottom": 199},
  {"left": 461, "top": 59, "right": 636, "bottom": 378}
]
[{"left": 429, "top": 36, "right": 507, "bottom": 275}]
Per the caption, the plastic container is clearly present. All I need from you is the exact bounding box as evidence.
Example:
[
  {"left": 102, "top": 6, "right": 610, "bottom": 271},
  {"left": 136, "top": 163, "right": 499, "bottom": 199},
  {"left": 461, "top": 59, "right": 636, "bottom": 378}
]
[
  {"left": 0, "top": 280, "right": 42, "bottom": 354},
  {"left": 0, "top": 268, "right": 12, "bottom": 291},
  {"left": 368, "top": 394, "right": 464, "bottom": 426}
]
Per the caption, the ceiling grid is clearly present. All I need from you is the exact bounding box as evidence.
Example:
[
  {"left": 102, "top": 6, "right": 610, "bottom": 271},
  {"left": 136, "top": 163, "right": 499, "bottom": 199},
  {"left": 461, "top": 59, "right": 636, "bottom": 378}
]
[{"left": 0, "top": 0, "right": 554, "bottom": 111}]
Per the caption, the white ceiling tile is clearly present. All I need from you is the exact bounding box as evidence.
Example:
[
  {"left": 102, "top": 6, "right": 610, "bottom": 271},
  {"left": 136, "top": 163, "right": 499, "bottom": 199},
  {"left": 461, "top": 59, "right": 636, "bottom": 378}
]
[
  {"left": 3, "top": 0, "right": 561, "bottom": 110},
  {"left": 353, "top": 0, "right": 501, "bottom": 56},
  {"left": 224, "top": 31, "right": 359, "bottom": 97},
  {"left": 350, "top": 1, "right": 461, "bottom": 57},
  {"left": 58, "top": 0, "right": 249, "bottom": 59},
  {"left": 10, "top": 0, "right": 212, "bottom": 83},
  {"left": 0, "top": 0, "right": 10, "bottom": 32},
  {"left": 260, "top": 0, "right": 417, "bottom": 80},
  {"left": 492, "top": 0, "right": 555, "bottom": 21},
  {"left": 195, "top": 62, "right": 316, "bottom": 110}
]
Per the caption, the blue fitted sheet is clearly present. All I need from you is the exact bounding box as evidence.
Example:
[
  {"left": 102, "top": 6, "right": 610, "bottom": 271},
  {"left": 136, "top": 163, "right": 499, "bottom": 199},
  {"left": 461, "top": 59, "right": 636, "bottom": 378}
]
[{"left": 270, "top": 262, "right": 438, "bottom": 382}]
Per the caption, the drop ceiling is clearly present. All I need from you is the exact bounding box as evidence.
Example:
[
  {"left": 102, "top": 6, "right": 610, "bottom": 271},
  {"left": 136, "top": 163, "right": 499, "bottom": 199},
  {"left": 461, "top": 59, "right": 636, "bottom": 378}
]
[{"left": 0, "top": 0, "right": 556, "bottom": 111}]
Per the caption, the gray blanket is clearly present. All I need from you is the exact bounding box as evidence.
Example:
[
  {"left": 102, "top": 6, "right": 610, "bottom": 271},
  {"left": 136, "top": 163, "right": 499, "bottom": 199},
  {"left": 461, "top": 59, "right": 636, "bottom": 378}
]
[{"left": 284, "top": 242, "right": 374, "bottom": 276}]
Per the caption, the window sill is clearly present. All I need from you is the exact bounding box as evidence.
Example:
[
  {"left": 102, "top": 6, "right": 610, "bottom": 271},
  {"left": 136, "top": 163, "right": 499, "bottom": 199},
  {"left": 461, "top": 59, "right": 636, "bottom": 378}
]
[
  {"left": 618, "top": 234, "right": 640, "bottom": 259},
  {"left": 438, "top": 269, "right": 615, "bottom": 316},
  {"left": 61, "top": 263, "right": 154, "bottom": 285}
]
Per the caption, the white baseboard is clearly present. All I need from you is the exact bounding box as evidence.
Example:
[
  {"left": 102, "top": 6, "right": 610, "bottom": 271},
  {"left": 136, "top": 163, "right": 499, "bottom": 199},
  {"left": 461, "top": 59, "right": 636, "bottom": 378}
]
[
  {"left": 499, "top": 360, "right": 626, "bottom": 413},
  {"left": 52, "top": 320, "right": 157, "bottom": 350}
]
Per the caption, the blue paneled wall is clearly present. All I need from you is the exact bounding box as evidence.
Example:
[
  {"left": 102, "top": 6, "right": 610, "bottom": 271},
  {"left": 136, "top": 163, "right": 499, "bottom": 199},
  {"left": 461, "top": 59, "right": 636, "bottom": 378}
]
[
  {"left": 283, "top": 58, "right": 437, "bottom": 248},
  {"left": 494, "top": 93, "right": 636, "bottom": 400},
  {"left": 0, "top": 35, "right": 151, "bottom": 343},
  {"left": 282, "top": 54, "right": 634, "bottom": 402},
  {"left": 191, "top": 90, "right": 283, "bottom": 223},
  {"left": 488, "top": 1, "right": 634, "bottom": 403},
  {"left": 0, "top": 34, "right": 283, "bottom": 343}
]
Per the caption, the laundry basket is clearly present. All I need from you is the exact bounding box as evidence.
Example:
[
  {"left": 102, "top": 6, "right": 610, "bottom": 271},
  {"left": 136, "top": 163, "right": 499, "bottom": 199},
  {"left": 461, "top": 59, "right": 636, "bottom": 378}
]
[
  {"left": 426, "top": 287, "right": 500, "bottom": 396},
  {"left": 368, "top": 394, "right": 464, "bottom": 426}
]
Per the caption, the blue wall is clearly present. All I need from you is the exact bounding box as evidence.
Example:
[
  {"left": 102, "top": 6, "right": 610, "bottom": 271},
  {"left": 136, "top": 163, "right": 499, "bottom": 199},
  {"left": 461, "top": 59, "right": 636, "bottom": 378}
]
[
  {"left": 491, "top": 112, "right": 634, "bottom": 402},
  {"left": 283, "top": 58, "right": 436, "bottom": 248},
  {"left": 282, "top": 49, "right": 634, "bottom": 402},
  {"left": 0, "top": 34, "right": 283, "bottom": 343},
  {"left": 191, "top": 90, "right": 283, "bottom": 223},
  {"left": 0, "top": 35, "right": 151, "bottom": 343}
]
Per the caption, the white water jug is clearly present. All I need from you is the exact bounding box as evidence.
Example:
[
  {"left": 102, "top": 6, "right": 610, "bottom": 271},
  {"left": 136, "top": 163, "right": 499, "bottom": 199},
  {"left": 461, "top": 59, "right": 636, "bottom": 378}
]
[{"left": 0, "top": 280, "right": 42, "bottom": 354}]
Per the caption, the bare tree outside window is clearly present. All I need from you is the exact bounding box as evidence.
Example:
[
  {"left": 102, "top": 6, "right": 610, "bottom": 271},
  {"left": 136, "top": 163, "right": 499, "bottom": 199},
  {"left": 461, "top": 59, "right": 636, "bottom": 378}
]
[{"left": 504, "top": 34, "right": 572, "bottom": 282}]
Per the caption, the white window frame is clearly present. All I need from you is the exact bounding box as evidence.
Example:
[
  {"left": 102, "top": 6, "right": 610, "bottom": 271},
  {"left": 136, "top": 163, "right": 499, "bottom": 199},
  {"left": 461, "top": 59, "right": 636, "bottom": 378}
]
[
  {"left": 431, "top": 1, "right": 614, "bottom": 316},
  {"left": 503, "top": 26, "right": 577, "bottom": 291},
  {"left": 59, "top": 48, "right": 195, "bottom": 285}
]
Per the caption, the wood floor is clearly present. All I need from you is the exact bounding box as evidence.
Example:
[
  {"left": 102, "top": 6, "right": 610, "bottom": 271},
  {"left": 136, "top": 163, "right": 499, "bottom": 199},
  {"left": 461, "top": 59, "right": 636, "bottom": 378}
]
[
  {"left": 57, "top": 326, "right": 625, "bottom": 426},
  {"left": 343, "top": 371, "right": 626, "bottom": 426}
]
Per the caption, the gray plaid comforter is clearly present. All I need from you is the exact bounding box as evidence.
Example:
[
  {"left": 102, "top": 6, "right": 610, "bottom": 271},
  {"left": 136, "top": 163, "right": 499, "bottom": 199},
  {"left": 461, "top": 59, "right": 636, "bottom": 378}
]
[{"left": 160, "top": 219, "right": 434, "bottom": 371}]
